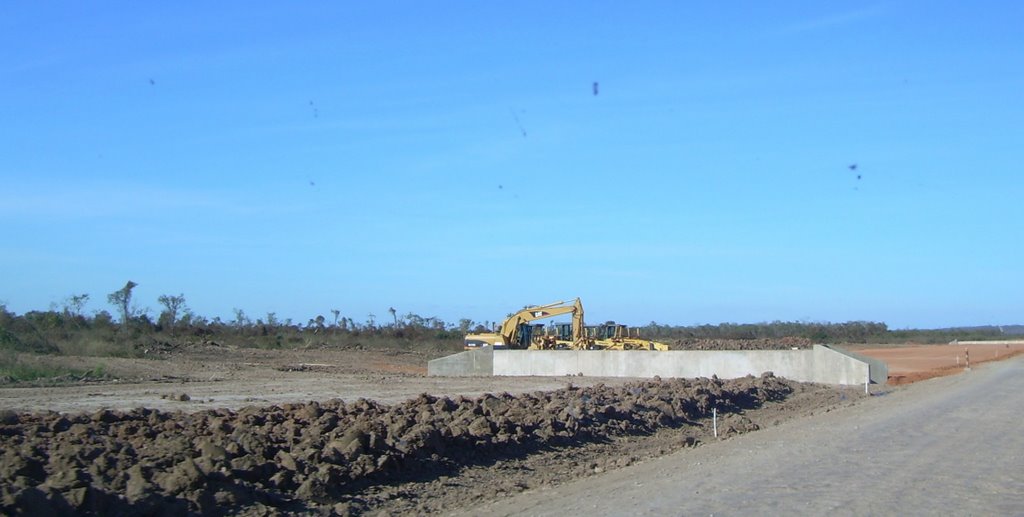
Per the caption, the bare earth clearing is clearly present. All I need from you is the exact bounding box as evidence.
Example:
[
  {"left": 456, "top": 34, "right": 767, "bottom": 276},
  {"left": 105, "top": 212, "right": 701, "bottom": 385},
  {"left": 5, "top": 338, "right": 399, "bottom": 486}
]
[
  {"left": 0, "top": 346, "right": 631, "bottom": 414},
  {"left": 855, "top": 342, "right": 1024, "bottom": 384},
  {"left": 0, "top": 343, "right": 1017, "bottom": 514}
]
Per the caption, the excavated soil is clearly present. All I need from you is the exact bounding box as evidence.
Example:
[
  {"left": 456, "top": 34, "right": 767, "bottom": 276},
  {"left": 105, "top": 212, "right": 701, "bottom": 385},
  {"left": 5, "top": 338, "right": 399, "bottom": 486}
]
[
  {"left": 0, "top": 373, "right": 861, "bottom": 516},
  {"left": 0, "top": 344, "right": 878, "bottom": 515},
  {"left": 671, "top": 337, "right": 813, "bottom": 350}
]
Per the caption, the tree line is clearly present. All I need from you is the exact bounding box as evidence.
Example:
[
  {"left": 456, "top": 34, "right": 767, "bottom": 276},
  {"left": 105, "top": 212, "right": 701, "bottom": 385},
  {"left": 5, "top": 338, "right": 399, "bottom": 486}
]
[
  {"left": 0, "top": 281, "right": 482, "bottom": 356},
  {"left": 0, "top": 280, "right": 1011, "bottom": 356},
  {"left": 639, "top": 320, "right": 1003, "bottom": 344}
]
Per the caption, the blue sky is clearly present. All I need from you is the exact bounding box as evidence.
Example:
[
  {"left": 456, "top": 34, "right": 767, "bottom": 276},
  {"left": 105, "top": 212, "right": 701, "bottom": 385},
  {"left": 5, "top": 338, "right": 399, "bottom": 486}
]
[{"left": 2, "top": 2, "right": 1021, "bottom": 329}]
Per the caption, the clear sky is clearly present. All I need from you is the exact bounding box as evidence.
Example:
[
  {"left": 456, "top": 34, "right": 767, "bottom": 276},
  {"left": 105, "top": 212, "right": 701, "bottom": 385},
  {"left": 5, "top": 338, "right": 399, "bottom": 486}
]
[{"left": 2, "top": 2, "right": 1021, "bottom": 329}]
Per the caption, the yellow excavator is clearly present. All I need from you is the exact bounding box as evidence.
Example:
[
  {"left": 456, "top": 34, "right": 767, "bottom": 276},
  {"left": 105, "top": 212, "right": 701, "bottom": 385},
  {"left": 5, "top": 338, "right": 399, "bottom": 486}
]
[
  {"left": 464, "top": 299, "right": 588, "bottom": 350},
  {"left": 463, "top": 298, "right": 669, "bottom": 351}
]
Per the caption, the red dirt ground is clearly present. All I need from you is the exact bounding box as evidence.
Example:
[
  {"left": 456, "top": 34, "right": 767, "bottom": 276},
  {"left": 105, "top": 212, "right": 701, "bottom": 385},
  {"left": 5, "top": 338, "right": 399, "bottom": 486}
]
[{"left": 857, "top": 343, "right": 1024, "bottom": 385}]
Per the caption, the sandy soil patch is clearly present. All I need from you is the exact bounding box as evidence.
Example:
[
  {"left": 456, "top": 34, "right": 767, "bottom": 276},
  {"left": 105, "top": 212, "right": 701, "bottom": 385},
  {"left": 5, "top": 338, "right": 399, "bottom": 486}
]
[{"left": 857, "top": 342, "right": 1024, "bottom": 384}]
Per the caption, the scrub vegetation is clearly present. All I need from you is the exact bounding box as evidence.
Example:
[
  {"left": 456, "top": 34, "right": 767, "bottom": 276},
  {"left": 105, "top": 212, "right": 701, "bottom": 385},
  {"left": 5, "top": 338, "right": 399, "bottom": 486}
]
[{"left": 0, "top": 281, "right": 1014, "bottom": 384}]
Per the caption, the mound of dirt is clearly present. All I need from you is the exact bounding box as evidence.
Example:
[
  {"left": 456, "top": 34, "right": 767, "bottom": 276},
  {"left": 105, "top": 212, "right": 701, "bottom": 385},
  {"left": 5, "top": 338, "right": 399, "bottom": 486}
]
[
  {"left": 0, "top": 374, "right": 794, "bottom": 515},
  {"left": 673, "top": 337, "right": 813, "bottom": 350}
]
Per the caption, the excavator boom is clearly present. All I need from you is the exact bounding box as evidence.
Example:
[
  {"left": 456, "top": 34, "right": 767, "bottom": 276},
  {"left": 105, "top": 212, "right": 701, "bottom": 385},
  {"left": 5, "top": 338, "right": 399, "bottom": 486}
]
[{"left": 465, "top": 298, "right": 587, "bottom": 350}]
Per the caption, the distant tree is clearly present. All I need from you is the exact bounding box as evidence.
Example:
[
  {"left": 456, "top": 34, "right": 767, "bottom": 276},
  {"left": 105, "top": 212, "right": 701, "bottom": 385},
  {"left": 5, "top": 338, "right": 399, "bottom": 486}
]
[
  {"left": 425, "top": 316, "right": 445, "bottom": 330},
  {"left": 178, "top": 309, "right": 197, "bottom": 327},
  {"left": 404, "top": 313, "right": 425, "bottom": 328},
  {"left": 367, "top": 313, "right": 376, "bottom": 328},
  {"left": 92, "top": 310, "right": 115, "bottom": 330},
  {"left": 331, "top": 309, "right": 341, "bottom": 327},
  {"left": 0, "top": 302, "right": 13, "bottom": 328},
  {"left": 63, "top": 293, "right": 90, "bottom": 318},
  {"left": 389, "top": 307, "right": 398, "bottom": 327},
  {"left": 232, "top": 308, "right": 250, "bottom": 328},
  {"left": 157, "top": 294, "right": 187, "bottom": 332},
  {"left": 107, "top": 281, "right": 138, "bottom": 329}
]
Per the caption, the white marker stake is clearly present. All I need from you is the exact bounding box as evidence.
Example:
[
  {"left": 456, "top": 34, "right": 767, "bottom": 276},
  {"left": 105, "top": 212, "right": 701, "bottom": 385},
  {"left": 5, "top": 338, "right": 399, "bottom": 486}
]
[
  {"left": 713, "top": 408, "right": 718, "bottom": 438},
  {"left": 865, "top": 371, "right": 870, "bottom": 395}
]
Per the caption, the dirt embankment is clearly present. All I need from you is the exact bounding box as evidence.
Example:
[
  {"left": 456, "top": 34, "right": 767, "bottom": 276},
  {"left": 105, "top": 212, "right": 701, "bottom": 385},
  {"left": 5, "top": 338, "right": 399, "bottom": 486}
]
[
  {"left": 672, "top": 337, "right": 813, "bottom": 350},
  {"left": 1, "top": 374, "right": 801, "bottom": 516}
]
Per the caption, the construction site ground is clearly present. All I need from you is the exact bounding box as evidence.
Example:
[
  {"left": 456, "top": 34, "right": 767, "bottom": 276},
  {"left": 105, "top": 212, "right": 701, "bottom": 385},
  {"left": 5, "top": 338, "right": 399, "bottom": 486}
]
[
  {"left": 472, "top": 352, "right": 1024, "bottom": 516},
  {"left": 853, "top": 341, "right": 1024, "bottom": 384},
  {"left": 0, "top": 342, "right": 1021, "bottom": 514}
]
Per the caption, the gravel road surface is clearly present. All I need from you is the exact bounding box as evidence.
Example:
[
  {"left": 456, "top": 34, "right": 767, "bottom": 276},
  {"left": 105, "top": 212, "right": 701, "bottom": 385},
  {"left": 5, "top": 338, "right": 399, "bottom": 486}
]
[{"left": 469, "top": 356, "right": 1024, "bottom": 516}]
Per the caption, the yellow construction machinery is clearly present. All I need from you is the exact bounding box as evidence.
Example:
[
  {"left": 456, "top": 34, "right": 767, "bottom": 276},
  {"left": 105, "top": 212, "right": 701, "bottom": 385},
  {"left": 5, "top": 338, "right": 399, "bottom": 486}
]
[
  {"left": 464, "top": 298, "right": 669, "bottom": 351},
  {"left": 464, "top": 299, "right": 588, "bottom": 350},
  {"left": 585, "top": 322, "right": 670, "bottom": 351}
]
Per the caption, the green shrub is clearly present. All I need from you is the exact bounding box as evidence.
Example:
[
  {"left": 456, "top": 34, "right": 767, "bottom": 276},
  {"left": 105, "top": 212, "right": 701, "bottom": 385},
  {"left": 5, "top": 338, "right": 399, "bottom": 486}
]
[{"left": 0, "top": 317, "right": 59, "bottom": 354}]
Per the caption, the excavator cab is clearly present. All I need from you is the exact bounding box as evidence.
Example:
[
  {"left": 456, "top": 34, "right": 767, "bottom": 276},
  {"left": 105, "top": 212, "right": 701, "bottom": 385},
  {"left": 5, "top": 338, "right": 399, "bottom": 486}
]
[
  {"left": 554, "top": 323, "right": 574, "bottom": 341},
  {"left": 586, "top": 322, "right": 627, "bottom": 340},
  {"left": 607, "top": 323, "right": 628, "bottom": 339},
  {"left": 514, "top": 323, "right": 549, "bottom": 349}
]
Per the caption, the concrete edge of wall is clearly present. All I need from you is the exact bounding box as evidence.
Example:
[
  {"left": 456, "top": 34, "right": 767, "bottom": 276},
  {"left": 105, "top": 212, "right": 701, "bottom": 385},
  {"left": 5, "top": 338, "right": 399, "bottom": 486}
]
[
  {"left": 427, "top": 348, "right": 494, "bottom": 377},
  {"left": 821, "top": 345, "right": 888, "bottom": 385}
]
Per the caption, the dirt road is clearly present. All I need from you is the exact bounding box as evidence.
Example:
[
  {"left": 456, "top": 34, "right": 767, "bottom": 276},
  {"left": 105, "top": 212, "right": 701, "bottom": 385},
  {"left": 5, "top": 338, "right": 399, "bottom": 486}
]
[
  {"left": 0, "top": 346, "right": 643, "bottom": 414},
  {"left": 468, "top": 355, "right": 1024, "bottom": 516}
]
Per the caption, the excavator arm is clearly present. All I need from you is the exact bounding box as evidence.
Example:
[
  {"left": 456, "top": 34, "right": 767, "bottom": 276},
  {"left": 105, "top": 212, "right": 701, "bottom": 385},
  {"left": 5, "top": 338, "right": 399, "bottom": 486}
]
[
  {"left": 465, "top": 298, "right": 587, "bottom": 350},
  {"left": 498, "top": 299, "right": 586, "bottom": 349}
]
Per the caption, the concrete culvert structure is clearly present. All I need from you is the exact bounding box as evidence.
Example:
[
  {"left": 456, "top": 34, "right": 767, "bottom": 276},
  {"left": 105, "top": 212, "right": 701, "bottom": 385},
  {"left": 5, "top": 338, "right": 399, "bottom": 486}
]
[{"left": 429, "top": 345, "right": 885, "bottom": 386}]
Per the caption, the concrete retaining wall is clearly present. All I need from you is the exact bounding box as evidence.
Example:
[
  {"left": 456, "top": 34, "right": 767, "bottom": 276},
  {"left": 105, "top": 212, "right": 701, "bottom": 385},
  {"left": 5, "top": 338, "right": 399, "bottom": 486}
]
[
  {"left": 428, "top": 345, "right": 875, "bottom": 386},
  {"left": 821, "top": 345, "right": 888, "bottom": 384},
  {"left": 490, "top": 345, "right": 867, "bottom": 385}
]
